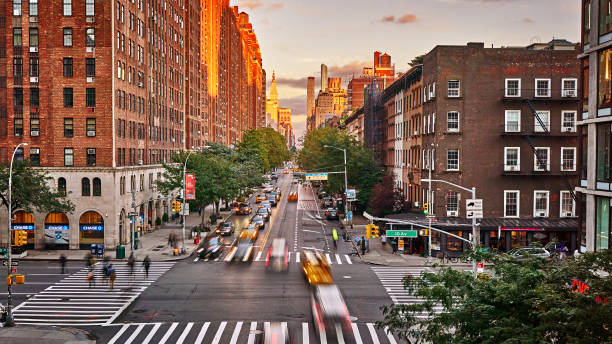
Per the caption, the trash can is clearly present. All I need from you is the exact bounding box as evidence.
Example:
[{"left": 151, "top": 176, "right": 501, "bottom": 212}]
[
  {"left": 116, "top": 245, "right": 125, "bottom": 259},
  {"left": 90, "top": 244, "right": 97, "bottom": 255}
]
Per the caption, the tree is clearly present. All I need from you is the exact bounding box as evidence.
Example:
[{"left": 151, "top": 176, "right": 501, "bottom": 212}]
[
  {"left": 368, "top": 175, "right": 404, "bottom": 217},
  {"left": 239, "top": 128, "right": 291, "bottom": 172},
  {"left": 378, "top": 250, "right": 612, "bottom": 343},
  {"left": 0, "top": 161, "right": 74, "bottom": 214},
  {"left": 409, "top": 54, "right": 425, "bottom": 67}
]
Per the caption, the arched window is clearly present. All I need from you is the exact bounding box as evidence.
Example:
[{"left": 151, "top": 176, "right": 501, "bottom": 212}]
[
  {"left": 120, "top": 176, "right": 125, "bottom": 195},
  {"left": 81, "top": 178, "right": 90, "bottom": 196},
  {"left": 93, "top": 178, "right": 101, "bottom": 196},
  {"left": 58, "top": 177, "right": 66, "bottom": 196},
  {"left": 131, "top": 175, "right": 136, "bottom": 191}
]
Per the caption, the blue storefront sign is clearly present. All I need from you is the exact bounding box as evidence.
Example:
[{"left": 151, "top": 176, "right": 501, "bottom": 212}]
[
  {"left": 11, "top": 224, "right": 34, "bottom": 230},
  {"left": 80, "top": 225, "right": 104, "bottom": 231},
  {"left": 45, "top": 224, "right": 70, "bottom": 245}
]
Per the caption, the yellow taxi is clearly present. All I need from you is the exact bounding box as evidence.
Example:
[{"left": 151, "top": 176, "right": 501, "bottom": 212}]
[
  {"left": 283, "top": 170, "right": 289, "bottom": 174},
  {"left": 240, "top": 225, "right": 259, "bottom": 241},
  {"left": 301, "top": 250, "right": 332, "bottom": 285},
  {"left": 255, "top": 193, "right": 266, "bottom": 203},
  {"left": 288, "top": 192, "right": 298, "bottom": 202}
]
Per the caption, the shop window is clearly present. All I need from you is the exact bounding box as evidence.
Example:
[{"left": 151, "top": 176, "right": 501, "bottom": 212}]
[
  {"left": 431, "top": 230, "right": 441, "bottom": 251},
  {"left": 596, "top": 197, "right": 611, "bottom": 250},
  {"left": 596, "top": 123, "right": 612, "bottom": 182},
  {"left": 58, "top": 177, "right": 66, "bottom": 195},
  {"left": 600, "top": 0, "right": 612, "bottom": 35},
  {"left": 447, "top": 231, "right": 463, "bottom": 251},
  {"left": 92, "top": 178, "right": 101, "bottom": 196},
  {"left": 81, "top": 178, "right": 90, "bottom": 196},
  {"left": 598, "top": 49, "right": 612, "bottom": 108}
]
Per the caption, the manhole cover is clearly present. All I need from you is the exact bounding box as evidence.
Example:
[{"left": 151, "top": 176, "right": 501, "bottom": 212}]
[{"left": 133, "top": 309, "right": 146, "bottom": 313}]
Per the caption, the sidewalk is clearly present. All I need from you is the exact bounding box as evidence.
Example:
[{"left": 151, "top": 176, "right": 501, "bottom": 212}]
[
  {"left": 20, "top": 209, "right": 233, "bottom": 262},
  {"left": 1, "top": 325, "right": 94, "bottom": 344}
]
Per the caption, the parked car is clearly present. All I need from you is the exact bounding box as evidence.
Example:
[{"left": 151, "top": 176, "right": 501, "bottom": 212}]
[
  {"left": 325, "top": 208, "right": 338, "bottom": 220},
  {"left": 235, "top": 202, "right": 252, "bottom": 215},
  {"left": 509, "top": 247, "right": 551, "bottom": 262}
]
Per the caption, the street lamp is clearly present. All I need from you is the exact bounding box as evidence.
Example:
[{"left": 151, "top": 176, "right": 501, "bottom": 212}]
[
  {"left": 323, "top": 145, "right": 349, "bottom": 223},
  {"left": 181, "top": 146, "right": 209, "bottom": 254},
  {"left": 6, "top": 142, "right": 28, "bottom": 327}
]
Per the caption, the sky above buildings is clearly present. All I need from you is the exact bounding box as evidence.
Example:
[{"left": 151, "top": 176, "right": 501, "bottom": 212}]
[{"left": 232, "top": 0, "right": 581, "bottom": 141}]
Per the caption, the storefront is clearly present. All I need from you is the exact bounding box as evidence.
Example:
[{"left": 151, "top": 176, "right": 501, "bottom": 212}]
[
  {"left": 481, "top": 225, "right": 577, "bottom": 254},
  {"left": 44, "top": 212, "right": 70, "bottom": 249},
  {"left": 11, "top": 211, "right": 35, "bottom": 249},
  {"left": 79, "top": 211, "right": 104, "bottom": 249}
]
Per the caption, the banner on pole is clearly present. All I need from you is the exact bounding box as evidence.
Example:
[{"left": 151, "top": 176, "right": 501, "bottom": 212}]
[{"left": 185, "top": 173, "right": 196, "bottom": 200}]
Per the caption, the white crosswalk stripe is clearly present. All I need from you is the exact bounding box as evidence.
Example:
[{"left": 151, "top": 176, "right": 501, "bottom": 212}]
[
  {"left": 200, "top": 250, "right": 354, "bottom": 265},
  {"left": 13, "top": 262, "right": 175, "bottom": 326},
  {"left": 103, "top": 320, "right": 406, "bottom": 343},
  {"left": 372, "top": 266, "right": 443, "bottom": 318}
]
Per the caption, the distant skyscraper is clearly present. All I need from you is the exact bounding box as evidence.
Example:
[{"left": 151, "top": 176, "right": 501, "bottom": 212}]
[
  {"left": 307, "top": 77, "right": 315, "bottom": 131},
  {"left": 321, "top": 64, "right": 328, "bottom": 91}
]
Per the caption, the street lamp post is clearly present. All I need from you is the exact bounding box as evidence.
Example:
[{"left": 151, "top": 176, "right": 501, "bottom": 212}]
[
  {"left": 181, "top": 146, "right": 209, "bottom": 254},
  {"left": 323, "top": 145, "right": 349, "bottom": 222},
  {"left": 6, "top": 142, "right": 28, "bottom": 327}
]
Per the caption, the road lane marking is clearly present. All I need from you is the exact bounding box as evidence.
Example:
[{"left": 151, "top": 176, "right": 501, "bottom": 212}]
[
  {"left": 107, "top": 324, "right": 128, "bottom": 344},
  {"left": 247, "top": 321, "right": 257, "bottom": 344},
  {"left": 325, "top": 253, "right": 332, "bottom": 263},
  {"left": 351, "top": 323, "right": 364, "bottom": 344},
  {"left": 123, "top": 324, "right": 145, "bottom": 344},
  {"left": 176, "top": 322, "right": 194, "bottom": 344},
  {"left": 335, "top": 254, "right": 342, "bottom": 264},
  {"left": 211, "top": 321, "right": 227, "bottom": 344},
  {"left": 302, "top": 322, "right": 309, "bottom": 344},
  {"left": 384, "top": 326, "right": 398, "bottom": 344},
  {"left": 367, "top": 323, "right": 381, "bottom": 344},
  {"left": 345, "top": 255, "right": 352, "bottom": 264},
  {"left": 194, "top": 322, "right": 210, "bottom": 344},
  {"left": 229, "top": 321, "right": 243, "bottom": 344},
  {"left": 158, "top": 322, "right": 179, "bottom": 344},
  {"left": 255, "top": 252, "right": 262, "bottom": 261},
  {"left": 296, "top": 253, "right": 300, "bottom": 263}
]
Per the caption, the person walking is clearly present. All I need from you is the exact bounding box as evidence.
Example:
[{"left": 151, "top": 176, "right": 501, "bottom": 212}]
[
  {"left": 127, "top": 252, "right": 135, "bottom": 276},
  {"left": 143, "top": 255, "right": 151, "bottom": 279},
  {"left": 87, "top": 270, "right": 95, "bottom": 288},
  {"left": 361, "top": 236, "right": 366, "bottom": 256},
  {"left": 168, "top": 231, "right": 175, "bottom": 247},
  {"left": 332, "top": 228, "right": 338, "bottom": 249},
  {"left": 108, "top": 264, "right": 116, "bottom": 289},
  {"left": 59, "top": 254, "right": 67, "bottom": 274}
]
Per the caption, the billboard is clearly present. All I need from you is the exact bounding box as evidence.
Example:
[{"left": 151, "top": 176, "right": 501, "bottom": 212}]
[
  {"left": 185, "top": 173, "right": 196, "bottom": 200},
  {"left": 305, "top": 173, "right": 328, "bottom": 181}
]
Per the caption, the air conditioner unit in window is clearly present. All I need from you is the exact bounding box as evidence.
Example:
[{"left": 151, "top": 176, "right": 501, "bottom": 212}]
[
  {"left": 447, "top": 210, "right": 458, "bottom": 217},
  {"left": 87, "top": 130, "right": 96, "bottom": 137},
  {"left": 138, "top": 159, "right": 143, "bottom": 165},
  {"left": 536, "top": 211, "right": 546, "bottom": 217},
  {"left": 506, "top": 165, "right": 519, "bottom": 171},
  {"left": 563, "top": 90, "right": 577, "bottom": 97},
  {"left": 564, "top": 127, "right": 575, "bottom": 132},
  {"left": 30, "top": 77, "right": 38, "bottom": 83},
  {"left": 29, "top": 46, "right": 38, "bottom": 53},
  {"left": 30, "top": 130, "right": 39, "bottom": 137},
  {"left": 86, "top": 77, "right": 94, "bottom": 83},
  {"left": 29, "top": 16, "right": 38, "bottom": 23},
  {"left": 86, "top": 47, "right": 94, "bottom": 53},
  {"left": 86, "top": 17, "right": 95, "bottom": 23},
  {"left": 87, "top": 148, "right": 96, "bottom": 154},
  {"left": 564, "top": 212, "right": 573, "bottom": 217}
]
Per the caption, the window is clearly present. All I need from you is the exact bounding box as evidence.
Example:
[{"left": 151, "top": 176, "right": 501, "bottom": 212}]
[
  {"left": 601, "top": 0, "right": 612, "bottom": 34},
  {"left": 86, "top": 148, "right": 96, "bottom": 166},
  {"left": 13, "top": 0, "right": 22, "bottom": 16},
  {"left": 13, "top": 28, "right": 22, "bottom": 47},
  {"left": 446, "top": 191, "right": 459, "bottom": 215},
  {"left": 14, "top": 88, "right": 23, "bottom": 113},
  {"left": 93, "top": 178, "right": 101, "bottom": 196},
  {"left": 561, "top": 147, "right": 576, "bottom": 171},
  {"left": 63, "top": 88, "right": 73, "bottom": 107},
  {"left": 599, "top": 49, "right": 612, "bottom": 108},
  {"left": 504, "top": 190, "right": 520, "bottom": 217},
  {"left": 86, "top": 88, "right": 96, "bottom": 107},
  {"left": 447, "top": 80, "right": 460, "bottom": 97},
  {"left": 447, "top": 149, "right": 459, "bottom": 171},
  {"left": 504, "top": 110, "right": 521, "bottom": 132},
  {"left": 86, "top": 28, "right": 95, "bottom": 47},
  {"left": 14, "top": 117, "right": 23, "bottom": 136},
  {"left": 534, "top": 191, "right": 549, "bottom": 217},
  {"left": 30, "top": 88, "right": 39, "bottom": 107},
  {"left": 14, "top": 147, "right": 24, "bottom": 161},
  {"left": 64, "top": 148, "right": 74, "bottom": 166},
  {"left": 30, "top": 116, "right": 39, "bottom": 136},
  {"left": 64, "top": 118, "right": 73, "bottom": 137},
  {"left": 534, "top": 111, "right": 550, "bottom": 132},
  {"left": 86, "top": 58, "right": 95, "bottom": 77},
  {"left": 561, "top": 111, "right": 576, "bottom": 132},
  {"left": 29, "top": 28, "right": 38, "bottom": 47},
  {"left": 504, "top": 147, "right": 520, "bottom": 171},
  {"left": 86, "top": 118, "right": 96, "bottom": 136},
  {"left": 505, "top": 78, "right": 521, "bottom": 97},
  {"left": 63, "top": 58, "right": 73, "bottom": 77},
  {"left": 447, "top": 111, "right": 459, "bottom": 132},
  {"left": 534, "top": 147, "right": 550, "bottom": 171},
  {"left": 81, "top": 177, "right": 90, "bottom": 196},
  {"left": 535, "top": 78, "right": 551, "bottom": 97},
  {"left": 29, "top": 57, "right": 38, "bottom": 77},
  {"left": 63, "top": 28, "right": 72, "bottom": 47},
  {"left": 29, "top": 147, "right": 39, "bottom": 166},
  {"left": 63, "top": 0, "right": 72, "bottom": 16},
  {"left": 86, "top": 0, "right": 95, "bottom": 16},
  {"left": 29, "top": 0, "right": 37, "bottom": 16},
  {"left": 560, "top": 191, "right": 575, "bottom": 217},
  {"left": 562, "top": 78, "right": 577, "bottom": 97},
  {"left": 13, "top": 57, "right": 22, "bottom": 77},
  {"left": 58, "top": 177, "right": 66, "bottom": 195}
]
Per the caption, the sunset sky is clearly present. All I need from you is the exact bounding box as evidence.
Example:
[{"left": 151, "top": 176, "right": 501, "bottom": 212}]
[{"left": 232, "top": 0, "right": 581, "bottom": 141}]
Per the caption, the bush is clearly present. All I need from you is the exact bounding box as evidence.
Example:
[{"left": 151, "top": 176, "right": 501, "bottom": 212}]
[
  {"left": 155, "top": 217, "right": 162, "bottom": 226},
  {"left": 162, "top": 213, "right": 169, "bottom": 222}
]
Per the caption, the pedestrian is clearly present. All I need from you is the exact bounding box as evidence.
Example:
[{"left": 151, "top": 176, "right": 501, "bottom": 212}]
[
  {"left": 108, "top": 264, "right": 116, "bottom": 289},
  {"left": 381, "top": 234, "right": 387, "bottom": 247},
  {"left": 392, "top": 239, "right": 398, "bottom": 254},
  {"left": 87, "top": 270, "right": 95, "bottom": 288},
  {"left": 361, "top": 236, "right": 366, "bottom": 256},
  {"left": 59, "top": 254, "right": 67, "bottom": 274},
  {"left": 143, "top": 255, "right": 151, "bottom": 278},
  {"left": 127, "top": 252, "right": 135, "bottom": 276},
  {"left": 86, "top": 253, "right": 95, "bottom": 272},
  {"left": 332, "top": 228, "right": 338, "bottom": 249},
  {"left": 168, "top": 231, "right": 174, "bottom": 247},
  {"left": 198, "top": 206, "right": 202, "bottom": 217}
]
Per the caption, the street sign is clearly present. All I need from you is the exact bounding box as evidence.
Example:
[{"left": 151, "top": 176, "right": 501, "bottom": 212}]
[
  {"left": 128, "top": 212, "right": 138, "bottom": 217},
  {"left": 346, "top": 189, "right": 356, "bottom": 200},
  {"left": 347, "top": 211, "right": 353, "bottom": 221},
  {"left": 2, "top": 260, "right": 19, "bottom": 267},
  {"left": 476, "top": 262, "right": 484, "bottom": 273},
  {"left": 466, "top": 199, "right": 483, "bottom": 211},
  {"left": 466, "top": 210, "right": 483, "bottom": 219},
  {"left": 305, "top": 173, "right": 328, "bottom": 181},
  {"left": 182, "top": 203, "right": 190, "bottom": 216},
  {"left": 386, "top": 230, "right": 418, "bottom": 238}
]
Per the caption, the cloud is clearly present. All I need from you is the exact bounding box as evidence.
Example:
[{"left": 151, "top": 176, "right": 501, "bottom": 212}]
[
  {"left": 268, "top": 2, "right": 284, "bottom": 9},
  {"left": 396, "top": 14, "right": 418, "bottom": 23},
  {"left": 239, "top": 0, "right": 263, "bottom": 9},
  {"left": 278, "top": 95, "right": 307, "bottom": 114},
  {"left": 328, "top": 60, "right": 371, "bottom": 77},
  {"left": 380, "top": 15, "right": 395, "bottom": 23},
  {"left": 275, "top": 76, "right": 311, "bottom": 89},
  {"left": 520, "top": 18, "right": 534, "bottom": 24},
  {"left": 271, "top": 60, "right": 370, "bottom": 91}
]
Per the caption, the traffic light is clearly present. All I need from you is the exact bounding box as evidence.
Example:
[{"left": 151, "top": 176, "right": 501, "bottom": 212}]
[
  {"left": 371, "top": 225, "right": 379, "bottom": 239},
  {"left": 423, "top": 202, "right": 429, "bottom": 214},
  {"left": 13, "top": 230, "right": 28, "bottom": 246},
  {"left": 365, "top": 224, "right": 372, "bottom": 239},
  {"left": 172, "top": 201, "right": 182, "bottom": 213},
  {"left": 420, "top": 229, "right": 428, "bottom": 236}
]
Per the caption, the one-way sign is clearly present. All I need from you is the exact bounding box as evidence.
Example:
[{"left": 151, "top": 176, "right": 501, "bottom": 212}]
[
  {"left": 2, "top": 260, "right": 19, "bottom": 267},
  {"left": 466, "top": 199, "right": 483, "bottom": 219}
]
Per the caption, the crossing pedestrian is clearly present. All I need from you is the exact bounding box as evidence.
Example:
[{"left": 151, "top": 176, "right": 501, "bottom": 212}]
[
  {"left": 86, "top": 253, "right": 95, "bottom": 272},
  {"left": 361, "top": 236, "right": 366, "bottom": 256},
  {"left": 143, "top": 255, "right": 151, "bottom": 278},
  {"left": 87, "top": 271, "right": 95, "bottom": 288},
  {"left": 332, "top": 228, "right": 338, "bottom": 249},
  {"left": 108, "top": 264, "right": 116, "bottom": 289},
  {"left": 127, "top": 252, "right": 135, "bottom": 276},
  {"left": 59, "top": 254, "right": 67, "bottom": 274}
]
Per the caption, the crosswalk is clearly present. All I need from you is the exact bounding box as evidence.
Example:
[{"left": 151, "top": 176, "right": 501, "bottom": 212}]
[
  {"left": 372, "top": 266, "right": 443, "bottom": 318},
  {"left": 196, "top": 250, "right": 354, "bottom": 265},
  {"left": 12, "top": 262, "right": 175, "bottom": 326},
  {"left": 106, "top": 320, "right": 404, "bottom": 344}
]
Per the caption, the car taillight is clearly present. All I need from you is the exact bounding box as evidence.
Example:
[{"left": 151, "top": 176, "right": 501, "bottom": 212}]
[
  {"left": 265, "top": 247, "right": 272, "bottom": 266},
  {"left": 285, "top": 246, "right": 289, "bottom": 266}
]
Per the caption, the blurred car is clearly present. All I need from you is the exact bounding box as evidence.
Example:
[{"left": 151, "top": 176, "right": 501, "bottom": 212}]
[
  {"left": 250, "top": 215, "right": 265, "bottom": 231},
  {"left": 226, "top": 238, "right": 254, "bottom": 263},
  {"left": 235, "top": 202, "right": 252, "bottom": 215},
  {"left": 263, "top": 321, "right": 291, "bottom": 344},
  {"left": 256, "top": 193, "right": 266, "bottom": 203},
  {"left": 259, "top": 200, "right": 272, "bottom": 210},
  {"left": 288, "top": 192, "right": 298, "bottom": 202},
  {"left": 270, "top": 191, "right": 281, "bottom": 201},
  {"left": 321, "top": 197, "right": 333, "bottom": 208},
  {"left": 274, "top": 187, "right": 282, "bottom": 196},
  {"left": 271, "top": 174, "right": 278, "bottom": 181},
  {"left": 301, "top": 250, "right": 332, "bottom": 285},
  {"left": 215, "top": 221, "right": 235, "bottom": 236},
  {"left": 509, "top": 247, "right": 551, "bottom": 262},
  {"left": 311, "top": 285, "right": 352, "bottom": 340},
  {"left": 325, "top": 208, "right": 339, "bottom": 221},
  {"left": 198, "top": 236, "right": 223, "bottom": 259},
  {"left": 267, "top": 194, "right": 278, "bottom": 207},
  {"left": 240, "top": 224, "right": 259, "bottom": 241},
  {"left": 257, "top": 207, "right": 271, "bottom": 222},
  {"left": 266, "top": 238, "right": 288, "bottom": 272},
  {"left": 317, "top": 191, "right": 326, "bottom": 199},
  {"left": 283, "top": 170, "right": 289, "bottom": 174}
]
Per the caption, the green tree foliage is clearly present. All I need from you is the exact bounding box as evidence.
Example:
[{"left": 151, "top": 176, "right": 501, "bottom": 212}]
[
  {"left": 368, "top": 175, "right": 404, "bottom": 217},
  {"left": 0, "top": 161, "right": 74, "bottom": 214},
  {"left": 409, "top": 54, "right": 425, "bottom": 67},
  {"left": 240, "top": 128, "right": 291, "bottom": 172},
  {"left": 298, "top": 127, "right": 382, "bottom": 209},
  {"left": 378, "top": 250, "right": 612, "bottom": 343}
]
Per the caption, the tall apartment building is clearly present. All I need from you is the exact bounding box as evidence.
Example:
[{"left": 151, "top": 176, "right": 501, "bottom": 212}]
[
  {"left": 577, "top": 0, "right": 612, "bottom": 251},
  {"left": 387, "top": 42, "right": 580, "bottom": 257},
  {"left": 186, "top": 0, "right": 205, "bottom": 149},
  {"left": 313, "top": 76, "right": 347, "bottom": 128}
]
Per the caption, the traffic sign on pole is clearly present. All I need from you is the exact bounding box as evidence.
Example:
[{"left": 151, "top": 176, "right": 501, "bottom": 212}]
[
  {"left": 466, "top": 199, "right": 483, "bottom": 219},
  {"left": 386, "top": 230, "right": 418, "bottom": 238}
]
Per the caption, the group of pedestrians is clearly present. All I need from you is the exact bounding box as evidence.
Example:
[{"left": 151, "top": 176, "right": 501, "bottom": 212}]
[{"left": 66, "top": 252, "right": 151, "bottom": 289}]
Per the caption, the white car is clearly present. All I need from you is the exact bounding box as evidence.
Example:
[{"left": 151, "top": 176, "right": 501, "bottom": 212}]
[{"left": 509, "top": 247, "right": 550, "bottom": 261}]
